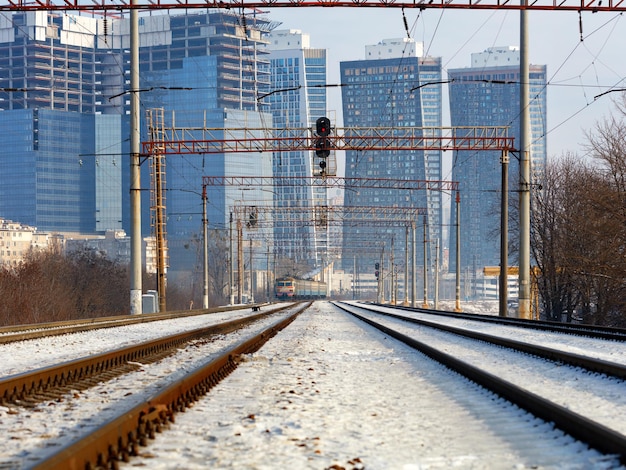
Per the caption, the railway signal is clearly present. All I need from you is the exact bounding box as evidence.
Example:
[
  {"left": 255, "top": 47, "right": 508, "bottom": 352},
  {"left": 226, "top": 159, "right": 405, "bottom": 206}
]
[
  {"left": 316, "top": 116, "right": 330, "bottom": 137},
  {"left": 315, "top": 117, "right": 331, "bottom": 175},
  {"left": 375, "top": 262, "right": 380, "bottom": 279}
]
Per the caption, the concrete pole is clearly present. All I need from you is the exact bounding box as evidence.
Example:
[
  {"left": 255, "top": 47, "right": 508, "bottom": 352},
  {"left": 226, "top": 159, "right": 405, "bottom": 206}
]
[
  {"left": 377, "top": 249, "right": 383, "bottom": 303},
  {"left": 500, "top": 150, "right": 509, "bottom": 317},
  {"left": 229, "top": 212, "right": 234, "bottom": 305},
  {"left": 129, "top": 0, "right": 142, "bottom": 314},
  {"left": 411, "top": 221, "right": 416, "bottom": 308},
  {"left": 249, "top": 236, "right": 254, "bottom": 303},
  {"left": 353, "top": 256, "right": 356, "bottom": 300},
  {"left": 266, "top": 247, "right": 270, "bottom": 302},
  {"left": 237, "top": 218, "right": 243, "bottom": 304},
  {"left": 422, "top": 216, "right": 429, "bottom": 308},
  {"left": 379, "top": 245, "right": 385, "bottom": 304},
  {"left": 202, "top": 185, "right": 209, "bottom": 309},
  {"left": 390, "top": 237, "right": 395, "bottom": 305},
  {"left": 519, "top": 3, "right": 532, "bottom": 319},
  {"left": 455, "top": 191, "right": 462, "bottom": 312},
  {"left": 403, "top": 225, "right": 409, "bottom": 306},
  {"left": 434, "top": 238, "right": 440, "bottom": 310}
]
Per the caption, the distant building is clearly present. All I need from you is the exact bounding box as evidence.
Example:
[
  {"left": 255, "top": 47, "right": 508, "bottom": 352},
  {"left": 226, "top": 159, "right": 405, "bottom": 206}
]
[
  {"left": 340, "top": 38, "right": 442, "bottom": 290},
  {"left": 138, "top": 11, "right": 276, "bottom": 281},
  {"left": 266, "top": 29, "right": 328, "bottom": 269},
  {"left": 448, "top": 46, "right": 547, "bottom": 297},
  {"left": 0, "top": 10, "right": 277, "bottom": 283},
  {"left": 0, "top": 13, "right": 123, "bottom": 234},
  {"left": 0, "top": 218, "right": 59, "bottom": 267},
  {"left": 65, "top": 229, "right": 131, "bottom": 263}
]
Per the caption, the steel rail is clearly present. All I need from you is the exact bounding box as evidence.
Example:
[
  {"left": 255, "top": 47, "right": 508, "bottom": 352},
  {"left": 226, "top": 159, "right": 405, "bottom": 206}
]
[
  {"left": 0, "top": 303, "right": 293, "bottom": 405},
  {"left": 0, "top": 303, "right": 270, "bottom": 345},
  {"left": 33, "top": 302, "right": 310, "bottom": 470},
  {"left": 333, "top": 302, "right": 626, "bottom": 462},
  {"left": 349, "top": 302, "right": 626, "bottom": 379},
  {"left": 376, "top": 303, "right": 626, "bottom": 341}
]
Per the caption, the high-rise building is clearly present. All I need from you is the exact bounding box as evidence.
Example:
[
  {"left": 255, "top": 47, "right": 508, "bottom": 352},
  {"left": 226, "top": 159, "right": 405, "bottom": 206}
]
[
  {"left": 0, "top": 10, "right": 277, "bottom": 286},
  {"left": 266, "top": 29, "right": 328, "bottom": 269},
  {"left": 340, "top": 38, "right": 442, "bottom": 294},
  {"left": 0, "top": 12, "right": 123, "bottom": 233},
  {"left": 448, "top": 46, "right": 547, "bottom": 293},
  {"left": 138, "top": 11, "right": 276, "bottom": 281}
]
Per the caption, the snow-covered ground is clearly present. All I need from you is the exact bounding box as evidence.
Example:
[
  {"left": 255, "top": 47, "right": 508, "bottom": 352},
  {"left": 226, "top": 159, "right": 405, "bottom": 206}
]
[
  {"left": 0, "top": 309, "right": 298, "bottom": 468},
  {"left": 122, "top": 302, "right": 621, "bottom": 469},
  {"left": 341, "top": 302, "right": 626, "bottom": 435},
  {"left": 0, "top": 307, "right": 266, "bottom": 376},
  {"left": 0, "top": 301, "right": 622, "bottom": 469}
]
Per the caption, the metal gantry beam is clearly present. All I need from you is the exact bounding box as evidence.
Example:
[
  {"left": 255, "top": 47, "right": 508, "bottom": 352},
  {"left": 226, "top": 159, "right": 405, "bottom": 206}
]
[
  {"left": 143, "top": 126, "right": 514, "bottom": 156},
  {"left": 1, "top": 0, "right": 624, "bottom": 12},
  {"left": 204, "top": 176, "right": 458, "bottom": 192},
  {"left": 233, "top": 205, "right": 427, "bottom": 224}
]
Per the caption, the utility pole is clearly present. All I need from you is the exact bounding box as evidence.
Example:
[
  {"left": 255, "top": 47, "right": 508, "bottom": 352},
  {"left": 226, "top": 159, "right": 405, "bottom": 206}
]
[
  {"left": 422, "top": 216, "right": 429, "bottom": 308},
  {"left": 229, "top": 212, "right": 234, "bottom": 305},
  {"left": 434, "top": 238, "right": 440, "bottom": 310},
  {"left": 202, "top": 185, "right": 208, "bottom": 309},
  {"left": 129, "top": 0, "right": 142, "bottom": 314},
  {"left": 455, "top": 191, "right": 462, "bottom": 312},
  {"left": 500, "top": 149, "right": 509, "bottom": 317},
  {"left": 390, "top": 236, "right": 395, "bottom": 305},
  {"left": 249, "top": 236, "right": 254, "bottom": 303},
  {"left": 403, "top": 225, "right": 409, "bottom": 306},
  {"left": 519, "top": 0, "right": 532, "bottom": 319},
  {"left": 237, "top": 218, "right": 243, "bottom": 304},
  {"left": 412, "top": 221, "right": 416, "bottom": 308}
]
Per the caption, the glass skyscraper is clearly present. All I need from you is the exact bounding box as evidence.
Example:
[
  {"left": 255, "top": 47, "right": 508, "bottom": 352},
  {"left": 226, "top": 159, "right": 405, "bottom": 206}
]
[
  {"left": 0, "top": 10, "right": 277, "bottom": 285},
  {"left": 340, "top": 38, "right": 442, "bottom": 285},
  {"left": 448, "top": 46, "right": 547, "bottom": 293},
  {"left": 0, "top": 12, "right": 123, "bottom": 233},
  {"left": 266, "top": 29, "right": 328, "bottom": 269},
  {"left": 137, "top": 11, "right": 276, "bottom": 280}
]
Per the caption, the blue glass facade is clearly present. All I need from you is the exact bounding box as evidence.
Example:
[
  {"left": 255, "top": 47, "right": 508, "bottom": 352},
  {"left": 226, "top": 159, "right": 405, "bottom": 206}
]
[
  {"left": 0, "top": 109, "right": 112, "bottom": 233},
  {"left": 139, "top": 14, "right": 275, "bottom": 277},
  {"left": 267, "top": 38, "right": 327, "bottom": 267},
  {"left": 448, "top": 61, "right": 547, "bottom": 284},
  {"left": 93, "top": 114, "right": 123, "bottom": 232},
  {"left": 0, "top": 10, "right": 274, "bottom": 283},
  {"left": 340, "top": 56, "right": 430, "bottom": 271},
  {"left": 0, "top": 12, "right": 122, "bottom": 234}
]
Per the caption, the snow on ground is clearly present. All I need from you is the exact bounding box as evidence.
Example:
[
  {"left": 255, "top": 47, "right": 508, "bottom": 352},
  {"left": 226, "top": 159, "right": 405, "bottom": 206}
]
[
  {"left": 0, "top": 307, "right": 268, "bottom": 376},
  {"left": 123, "top": 301, "right": 620, "bottom": 469},
  {"left": 0, "top": 310, "right": 297, "bottom": 468},
  {"left": 342, "top": 302, "right": 626, "bottom": 435},
  {"left": 362, "top": 302, "right": 626, "bottom": 364}
]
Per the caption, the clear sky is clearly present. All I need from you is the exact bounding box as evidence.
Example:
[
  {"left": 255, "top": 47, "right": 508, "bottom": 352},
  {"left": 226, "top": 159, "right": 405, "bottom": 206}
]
[{"left": 267, "top": 7, "right": 626, "bottom": 175}]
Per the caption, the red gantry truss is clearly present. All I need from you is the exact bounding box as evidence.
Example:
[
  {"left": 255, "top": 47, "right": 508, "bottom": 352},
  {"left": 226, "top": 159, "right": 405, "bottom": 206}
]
[
  {"left": 143, "top": 126, "right": 515, "bottom": 156},
  {"left": 1, "top": 0, "right": 624, "bottom": 12},
  {"left": 203, "top": 176, "right": 459, "bottom": 192}
]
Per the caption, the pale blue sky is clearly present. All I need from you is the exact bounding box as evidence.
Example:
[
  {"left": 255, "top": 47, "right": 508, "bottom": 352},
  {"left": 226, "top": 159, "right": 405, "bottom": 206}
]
[{"left": 268, "top": 7, "right": 626, "bottom": 168}]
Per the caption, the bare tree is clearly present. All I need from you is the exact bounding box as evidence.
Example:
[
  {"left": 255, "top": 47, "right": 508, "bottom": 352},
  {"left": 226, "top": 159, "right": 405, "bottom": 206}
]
[
  {"left": 531, "top": 106, "right": 626, "bottom": 326},
  {"left": 531, "top": 155, "right": 586, "bottom": 321}
]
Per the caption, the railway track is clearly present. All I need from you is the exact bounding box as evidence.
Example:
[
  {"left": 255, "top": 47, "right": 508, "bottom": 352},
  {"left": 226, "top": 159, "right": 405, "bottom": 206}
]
[
  {"left": 0, "top": 303, "right": 270, "bottom": 344},
  {"left": 378, "top": 302, "right": 626, "bottom": 341},
  {"left": 335, "top": 301, "right": 626, "bottom": 462},
  {"left": 0, "top": 303, "right": 296, "bottom": 407},
  {"left": 0, "top": 302, "right": 309, "bottom": 469},
  {"left": 3, "top": 301, "right": 624, "bottom": 467}
]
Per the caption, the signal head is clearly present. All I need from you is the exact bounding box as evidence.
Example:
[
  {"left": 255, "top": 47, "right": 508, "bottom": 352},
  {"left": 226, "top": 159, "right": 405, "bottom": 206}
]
[
  {"left": 315, "top": 138, "right": 331, "bottom": 158},
  {"left": 316, "top": 117, "right": 331, "bottom": 137}
]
